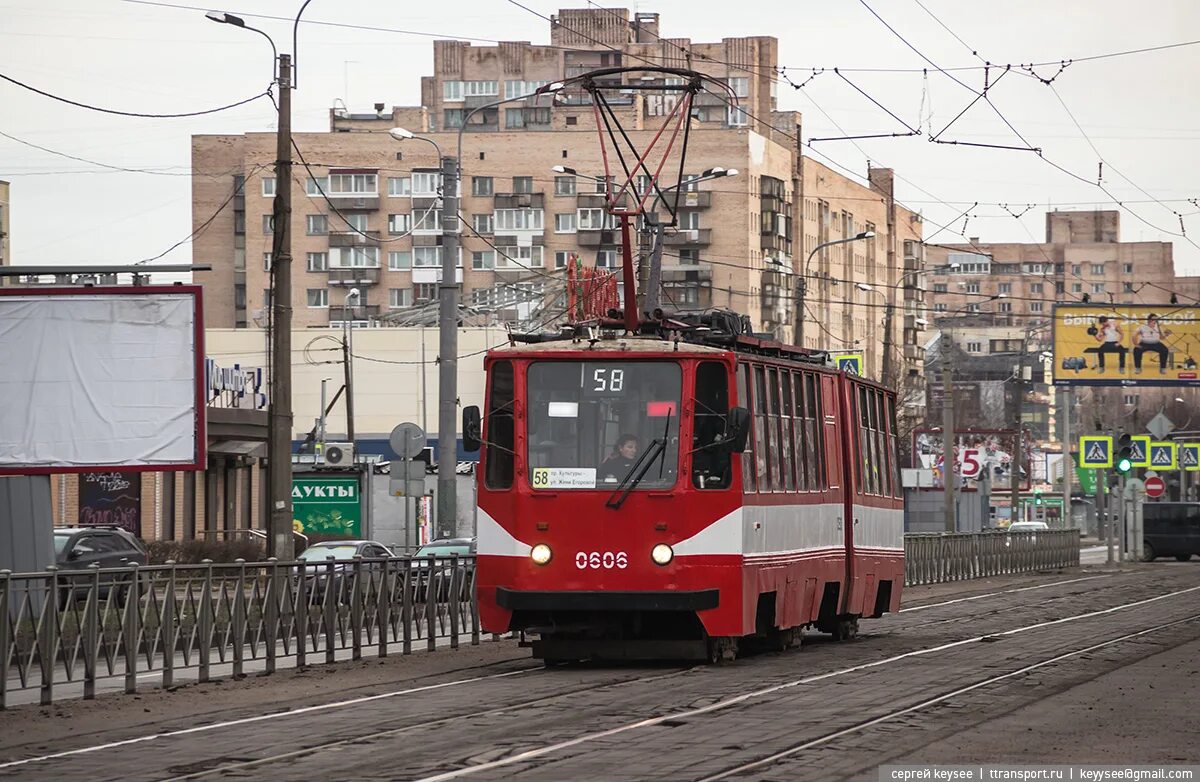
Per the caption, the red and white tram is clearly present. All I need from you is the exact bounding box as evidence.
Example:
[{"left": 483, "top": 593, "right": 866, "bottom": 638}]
[{"left": 463, "top": 312, "right": 904, "bottom": 662}]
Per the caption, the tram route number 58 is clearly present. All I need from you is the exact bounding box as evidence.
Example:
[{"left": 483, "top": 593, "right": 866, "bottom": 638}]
[
  {"left": 958, "top": 448, "right": 982, "bottom": 480},
  {"left": 591, "top": 368, "right": 624, "bottom": 392}
]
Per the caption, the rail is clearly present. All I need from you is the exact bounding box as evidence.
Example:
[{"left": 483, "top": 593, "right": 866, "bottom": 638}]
[
  {"left": 903, "top": 529, "right": 1081, "bottom": 586},
  {"left": 0, "top": 554, "right": 477, "bottom": 709}
]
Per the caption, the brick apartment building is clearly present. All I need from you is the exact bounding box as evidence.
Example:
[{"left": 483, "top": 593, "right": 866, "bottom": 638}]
[{"left": 191, "top": 8, "right": 927, "bottom": 385}]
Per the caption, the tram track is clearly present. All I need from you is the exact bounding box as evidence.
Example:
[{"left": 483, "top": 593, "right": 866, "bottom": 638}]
[{"left": 6, "top": 569, "right": 1198, "bottom": 782}]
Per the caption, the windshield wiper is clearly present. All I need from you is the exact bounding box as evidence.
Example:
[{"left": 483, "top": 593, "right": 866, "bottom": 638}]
[{"left": 606, "top": 410, "right": 673, "bottom": 510}]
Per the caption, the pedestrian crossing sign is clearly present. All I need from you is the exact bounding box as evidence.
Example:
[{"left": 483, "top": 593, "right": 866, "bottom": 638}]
[
  {"left": 1182, "top": 444, "right": 1200, "bottom": 471},
  {"left": 1128, "top": 435, "right": 1151, "bottom": 468},
  {"left": 1149, "top": 441, "right": 1177, "bottom": 470},
  {"left": 835, "top": 354, "right": 862, "bottom": 375},
  {"left": 1078, "top": 436, "right": 1112, "bottom": 468}
]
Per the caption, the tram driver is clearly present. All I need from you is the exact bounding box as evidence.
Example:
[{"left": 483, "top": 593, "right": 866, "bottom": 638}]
[{"left": 599, "top": 434, "right": 639, "bottom": 482}]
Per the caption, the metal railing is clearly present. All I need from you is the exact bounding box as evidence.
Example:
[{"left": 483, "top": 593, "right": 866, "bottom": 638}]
[
  {"left": 1, "top": 554, "right": 478, "bottom": 709},
  {"left": 904, "top": 529, "right": 1081, "bottom": 586}
]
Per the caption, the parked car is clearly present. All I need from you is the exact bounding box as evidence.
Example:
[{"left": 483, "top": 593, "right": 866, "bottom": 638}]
[
  {"left": 1007, "top": 521, "right": 1049, "bottom": 532},
  {"left": 412, "top": 538, "right": 476, "bottom": 603},
  {"left": 1141, "top": 503, "right": 1200, "bottom": 562},
  {"left": 53, "top": 526, "right": 148, "bottom": 608},
  {"left": 299, "top": 540, "right": 394, "bottom": 604}
]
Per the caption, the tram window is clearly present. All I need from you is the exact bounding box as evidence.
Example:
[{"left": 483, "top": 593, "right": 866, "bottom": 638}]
[
  {"left": 738, "top": 363, "right": 756, "bottom": 492},
  {"left": 857, "top": 386, "right": 874, "bottom": 495},
  {"left": 885, "top": 393, "right": 900, "bottom": 498},
  {"left": 484, "top": 360, "right": 515, "bottom": 489},
  {"left": 693, "top": 361, "right": 732, "bottom": 489},
  {"left": 802, "top": 373, "right": 824, "bottom": 490},
  {"left": 766, "top": 368, "right": 782, "bottom": 491},
  {"left": 792, "top": 373, "right": 808, "bottom": 491},
  {"left": 753, "top": 366, "right": 770, "bottom": 492},
  {"left": 780, "top": 371, "right": 796, "bottom": 491}
]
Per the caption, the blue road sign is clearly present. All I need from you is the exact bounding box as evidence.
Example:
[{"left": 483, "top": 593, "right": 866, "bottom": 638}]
[
  {"left": 835, "top": 354, "right": 862, "bottom": 375},
  {"left": 1182, "top": 444, "right": 1200, "bottom": 471},
  {"left": 1129, "top": 435, "right": 1151, "bottom": 468},
  {"left": 1149, "top": 441, "right": 1178, "bottom": 470},
  {"left": 1078, "top": 436, "right": 1112, "bottom": 468}
]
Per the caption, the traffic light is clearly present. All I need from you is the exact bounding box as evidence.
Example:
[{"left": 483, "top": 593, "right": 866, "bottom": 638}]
[
  {"left": 1115, "top": 433, "right": 1133, "bottom": 475},
  {"left": 1034, "top": 489, "right": 1043, "bottom": 506}
]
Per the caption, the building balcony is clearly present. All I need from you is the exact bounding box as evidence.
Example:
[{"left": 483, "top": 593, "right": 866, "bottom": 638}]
[
  {"left": 903, "top": 344, "right": 924, "bottom": 361},
  {"left": 661, "top": 263, "right": 713, "bottom": 284},
  {"left": 677, "top": 191, "right": 712, "bottom": 209},
  {"left": 664, "top": 228, "right": 712, "bottom": 247},
  {"left": 329, "top": 230, "right": 381, "bottom": 247},
  {"left": 327, "top": 267, "right": 381, "bottom": 286},
  {"left": 325, "top": 194, "right": 380, "bottom": 211},
  {"left": 577, "top": 229, "right": 617, "bottom": 247},
  {"left": 335, "top": 304, "right": 381, "bottom": 320},
  {"left": 494, "top": 192, "right": 545, "bottom": 209}
]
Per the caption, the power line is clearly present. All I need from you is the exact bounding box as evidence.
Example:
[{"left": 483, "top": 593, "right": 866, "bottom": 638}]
[{"left": 0, "top": 70, "right": 272, "bottom": 118}]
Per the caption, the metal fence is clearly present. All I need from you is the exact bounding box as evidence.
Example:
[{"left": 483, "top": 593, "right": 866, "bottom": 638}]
[
  {"left": 904, "top": 529, "right": 1081, "bottom": 586},
  {"left": 1, "top": 554, "right": 478, "bottom": 709}
]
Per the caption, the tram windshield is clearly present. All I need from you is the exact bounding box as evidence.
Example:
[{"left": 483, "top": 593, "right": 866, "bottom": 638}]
[{"left": 526, "top": 361, "right": 681, "bottom": 490}]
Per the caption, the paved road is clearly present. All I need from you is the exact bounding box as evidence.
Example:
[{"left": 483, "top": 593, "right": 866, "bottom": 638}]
[{"left": 2, "top": 563, "right": 1198, "bottom": 781}]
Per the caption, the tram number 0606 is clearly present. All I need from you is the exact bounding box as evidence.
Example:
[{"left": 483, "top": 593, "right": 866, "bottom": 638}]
[{"left": 575, "top": 551, "right": 628, "bottom": 570}]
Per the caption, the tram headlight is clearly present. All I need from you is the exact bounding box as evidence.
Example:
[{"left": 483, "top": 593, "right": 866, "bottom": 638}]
[
  {"left": 530, "top": 544, "right": 553, "bottom": 565},
  {"left": 651, "top": 543, "right": 674, "bottom": 566}
]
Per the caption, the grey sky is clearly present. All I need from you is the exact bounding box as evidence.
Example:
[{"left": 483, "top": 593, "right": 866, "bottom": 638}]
[{"left": 2, "top": 0, "right": 1198, "bottom": 276}]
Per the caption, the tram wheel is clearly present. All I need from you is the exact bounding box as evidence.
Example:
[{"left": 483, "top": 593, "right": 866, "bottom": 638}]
[
  {"left": 707, "top": 637, "right": 738, "bottom": 664},
  {"left": 829, "top": 616, "right": 859, "bottom": 641}
]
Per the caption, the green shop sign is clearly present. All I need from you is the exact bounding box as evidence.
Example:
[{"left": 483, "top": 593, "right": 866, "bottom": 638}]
[{"left": 292, "top": 476, "right": 362, "bottom": 537}]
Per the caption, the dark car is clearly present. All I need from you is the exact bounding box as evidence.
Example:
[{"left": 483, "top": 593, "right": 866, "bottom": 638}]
[
  {"left": 412, "top": 538, "right": 476, "bottom": 603},
  {"left": 53, "top": 526, "right": 148, "bottom": 608},
  {"left": 1141, "top": 503, "right": 1200, "bottom": 561},
  {"left": 299, "top": 540, "right": 394, "bottom": 604}
]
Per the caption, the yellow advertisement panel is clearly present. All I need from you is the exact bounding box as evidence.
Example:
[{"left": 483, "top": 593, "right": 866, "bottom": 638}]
[{"left": 1053, "top": 304, "right": 1200, "bottom": 386}]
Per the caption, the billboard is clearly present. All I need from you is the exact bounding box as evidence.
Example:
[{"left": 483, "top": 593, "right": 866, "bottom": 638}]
[
  {"left": 0, "top": 287, "right": 205, "bottom": 474},
  {"left": 1053, "top": 303, "right": 1200, "bottom": 386},
  {"left": 292, "top": 475, "right": 362, "bottom": 537},
  {"left": 912, "top": 429, "right": 1032, "bottom": 491},
  {"left": 78, "top": 472, "right": 142, "bottom": 535}
]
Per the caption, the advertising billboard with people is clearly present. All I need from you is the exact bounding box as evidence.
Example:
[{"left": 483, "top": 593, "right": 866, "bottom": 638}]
[{"left": 1053, "top": 304, "right": 1200, "bottom": 386}]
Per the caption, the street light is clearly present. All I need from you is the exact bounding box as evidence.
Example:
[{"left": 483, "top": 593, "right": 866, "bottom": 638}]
[
  {"left": 207, "top": 0, "right": 318, "bottom": 561},
  {"left": 342, "top": 288, "right": 360, "bottom": 444},
  {"left": 796, "top": 230, "right": 875, "bottom": 347},
  {"left": 390, "top": 83, "right": 564, "bottom": 537}
]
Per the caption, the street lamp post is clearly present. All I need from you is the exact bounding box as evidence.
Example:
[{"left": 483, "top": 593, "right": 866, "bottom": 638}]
[
  {"left": 795, "top": 231, "right": 875, "bottom": 347},
  {"left": 342, "top": 288, "right": 360, "bottom": 445},
  {"left": 208, "top": 1, "right": 315, "bottom": 561},
  {"left": 390, "top": 84, "right": 562, "bottom": 537}
]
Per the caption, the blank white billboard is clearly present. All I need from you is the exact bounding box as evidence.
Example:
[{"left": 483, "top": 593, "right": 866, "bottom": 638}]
[{"left": 0, "top": 289, "right": 204, "bottom": 473}]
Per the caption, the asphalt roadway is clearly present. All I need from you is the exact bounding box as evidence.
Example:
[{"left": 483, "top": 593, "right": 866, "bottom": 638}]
[{"left": 1, "top": 561, "right": 1198, "bottom": 781}]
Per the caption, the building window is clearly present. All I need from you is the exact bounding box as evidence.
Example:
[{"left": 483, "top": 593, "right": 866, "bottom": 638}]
[
  {"left": 387, "top": 177, "right": 411, "bottom": 197},
  {"left": 494, "top": 208, "right": 543, "bottom": 231},
  {"left": 1030, "top": 282, "right": 1043, "bottom": 294},
  {"left": 555, "top": 213, "right": 576, "bottom": 233},
  {"left": 966, "top": 342, "right": 982, "bottom": 353},
  {"left": 472, "top": 177, "right": 493, "bottom": 197},
  {"left": 263, "top": 252, "right": 272, "bottom": 271},
  {"left": 305, "top": 177, "right": 327, "bottom": 195},
  {"left": 443, "top": 81, "right": 463, "bottom": 102},
  {"left": 1123, "top": 263, "right": 1134, "bottom": 274},
  {"left": 463, "top": 80, "right": 498, "bottom": 97},
  {"left": 472, "top": 250, "right": 496, "bottom": 269},
  {"left": 1072, "top": 282, "right": 1083, "bottom": 293},
  {"left": 388, "top": 251, "right": 411, "bottom": 270},
  {"left": 1091, "top": 263, "right": 1106, "bottom": 275},
  {"left": 331, "top": 247, "right": 379, "bottom": 267},
  {"left": 411, "top": 172, "right": 441, "bottom": 196},
  {"left": 306, "top": 252, "right": 328, "bottom": 272},
  {"left": 504, "top": 80, "right": 549, "bottom": 99},
  {"left": 555, "top": 176, "right": 576, "bottom": 196},
  {"left": 494, "top": 245, "right": 544, "bottom": 268},
  {"left": 933, "top": 283, "right": 948, "bottom": 293},
  {"left": 306, "top": 289, "right": 328, "bottom": 308},
  {"left": 306, "top": 214, "right": 327, "bottom": 235},
  {"left": 965, "top": 282, "right": 980, "bottom": 294},
  {"left": 262, "top": 177, "right": 276, "bottom": 197},
  {"left": 262, "top": 214, "right": 274, "bottom": 234},
  {"left": 554, "top": 251, "right": 571, "bottom": 269},
  {"left": 341, "top": 213, "right": 368, "bottom": 233},
  {"left": 999, "top": 302, "right": 1012, "bottom": 312},
  {"left": 1092, "top": 283, "right": 1106, "bottom": 294},
  {"left": 388, "top": 213, "right": 412, "bottom": 234},
  {"left": 472, "top": 213, "right": 494, "bottom": 234},
  {"left": 1022, "top": 263, "right": 1046, "bottom": 275},
  {"left": 512, "top": 176, "right": 534, "bottom": 194},
  {"left": 414, "top": 283, "right": 438, "bottom": 302},
  {"left": 1123, "top": 282, "right": 1134, "bottom": 293},
  {"left": 967, "top": 303, "right": 980, "bottom": 313},
  {"left": 1030, "top": 302, "right": 1044, "bottom": 312},
  {"left": 327, "top": 173, "right": 377, "bottom": 195},
  {"left": 577, "top": 208, "right": 614, "bottom": 230},
  {"left": 505, "top": 108, "right": 525, "bottom": 129},
  {"left": 565, "top": 115, "right": 578, "bottom": 126},
  {"left": 1071, "top": 264, "right": 1081, "bottom": 276},
  {"left": 412, "top": 209, "right": 442, "bottom": 233},
  {"left": 596, "top": 249, "right": 618, "bottom": 268},
  {"left": 998, "top": 282, "right": 1012, "bottom": 294},
  {"left": 389, "top": 288, "right": 412, "bottom": 309},
  {"left": 413, "top": 247, "right": 442, "bottom": 267},
  {"left": 1124, "top": 394, "right": 1138, "bottom": 406},
  {"left": 934, "top": 303, "right": 947, "bottom": 312},
  {"left": 595, "top": 175, "right": 615, "bottom": 194},
  {"left": 678, "top": 249, "right": 700, "bottom": 264},
  {"left": 444, "top": 109, "right": 465, "bottom": 129},
  {"left": 678, "top": 211, "right": 700, "bottom": 230},
  {"left": 727, "top": 106, "right": 749, "bottom": 127},
  {"left": 728, "top": 77, "right": 750, "bottom": 97}
]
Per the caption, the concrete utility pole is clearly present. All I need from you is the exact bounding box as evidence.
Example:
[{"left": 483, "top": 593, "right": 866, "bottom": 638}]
[
  {"left": 1060, "top": 387, "right": 1073, "bottom": 526},
  {"left": 942, "top": 333, "right": 956, "bottom": 532},
  {"left": 1010, "top": 343, "right": 1028, "bottom": 526},
  {"left": 342, "top": 289, "right": 358, "bottom": 445},
  {"left": 268, "top": 52, "right": 295, "bottom": 561},
  {"left": 438, "top": 153, "right": 460, "bottom": 536}
]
